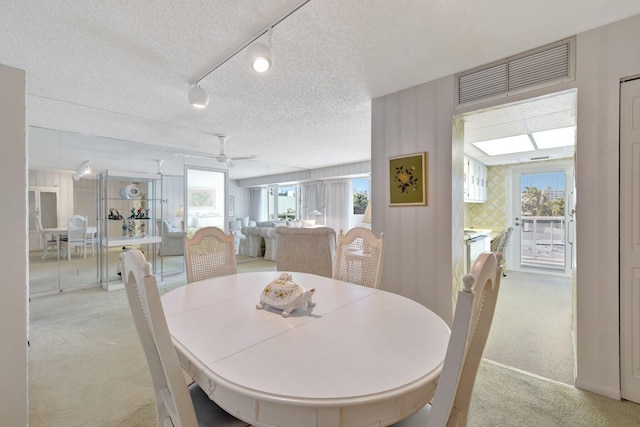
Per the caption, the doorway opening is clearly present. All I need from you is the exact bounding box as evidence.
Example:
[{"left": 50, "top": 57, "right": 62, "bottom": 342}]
[{"left": 459, "top": 88, "right": 577, "bottom": 384}]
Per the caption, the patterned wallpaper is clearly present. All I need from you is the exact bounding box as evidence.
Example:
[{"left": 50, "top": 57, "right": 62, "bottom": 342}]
[
  {"left": 464, "top": 165, "right": 506, "bottom": 232},
  {"left": 452, "top": 119, "right": 466, "bottom": 304}
]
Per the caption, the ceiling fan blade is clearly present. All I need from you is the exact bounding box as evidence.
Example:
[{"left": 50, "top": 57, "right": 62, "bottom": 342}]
[
  {"left": 230, "top": 154, "right": 259, "bottom": 161},
  {"left": 174, "top": 153, "right": 215, "bottom": 160}
]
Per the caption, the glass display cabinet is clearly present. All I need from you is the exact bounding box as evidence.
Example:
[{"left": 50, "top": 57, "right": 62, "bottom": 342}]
[{"left": 97, "top": 170, "right": 163, "bottom": 290}]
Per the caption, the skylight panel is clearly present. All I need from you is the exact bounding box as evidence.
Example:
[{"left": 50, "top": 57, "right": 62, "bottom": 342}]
[
  {"left": 532, "top": 126, "right": 575, "bottom": 149},
  {"left": 472, "top": 135, "right": 534, "bottom": 156}
]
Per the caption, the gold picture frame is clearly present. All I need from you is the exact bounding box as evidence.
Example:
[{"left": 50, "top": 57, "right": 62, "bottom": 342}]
[{"left": 389, "top": 152, "right": 428, "bottom": 206}]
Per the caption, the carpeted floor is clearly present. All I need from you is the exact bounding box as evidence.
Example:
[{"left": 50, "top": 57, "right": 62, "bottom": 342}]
[
  {"left": 28, "top": 259, "right": 640, "bottom": 426},
  {"left": 483, "top": 270, "right": 574, "bottom": 384}
]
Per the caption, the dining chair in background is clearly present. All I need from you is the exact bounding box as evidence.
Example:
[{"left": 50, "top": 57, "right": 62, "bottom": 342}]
[
  {"left": 84, "top": 224, "right": 96, "bottom": 257},
  {"left": 333, "top": 227, "right": 385, "bottom": 288},
  {"left": 60, "top": 215, "right": 88, "bottom": 260},
  {"left": 35, "top": 211, "right": 58, "bottom": 260},
  {"left": 184, "top": 226, "right": 237, "bottom": 283},
  {"left": 275, "top": 226, "right": 336, "bottom": 278},
  {"left": 392, "top": 251, "right": 503, "bottom": 427},
  {"left": 490, "top": 227, "right": 512, "bottom": 277},
  {"left": 120, "top": 249, "right": 249, "bottom": 427}
]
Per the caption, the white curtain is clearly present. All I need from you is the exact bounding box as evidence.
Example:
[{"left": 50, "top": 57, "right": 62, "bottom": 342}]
[
  {"left": 301, "top": 182, "right": 324, "bottom": 220},
  {"left": 301, "top": 179, "right": 351, "bottom": 232},
  {"left": 250, "top": 187, "right": 267, "bottom": 222},
  {"left": 323, "top": 179, "right": 351, "bottom": 232}
]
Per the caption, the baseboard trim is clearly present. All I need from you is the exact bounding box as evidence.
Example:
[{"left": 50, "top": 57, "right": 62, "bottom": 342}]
[{"left": 575, "top": 377, "right": 621, "bottom": 400}]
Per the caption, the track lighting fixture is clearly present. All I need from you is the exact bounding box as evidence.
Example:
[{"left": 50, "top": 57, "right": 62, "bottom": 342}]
[
  {"left": 247, "top": 27, "right": 273, "bottom": 73},
  {"left": 72, "top": 161, "right": 91, "bottom": 181},
  {"left": 187, "top": 0, "right": 310, "bottom": 108},
  {"left": 188, "top": 85, "right": 209, "bottom": 108},
  {"left": 247, "top": 41, "right": 272, "bottom": 73},
  {"left": 81, "top": 161, "right": 91, "bottom": 175}
]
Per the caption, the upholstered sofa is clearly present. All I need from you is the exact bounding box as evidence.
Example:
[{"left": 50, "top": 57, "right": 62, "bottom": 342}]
[
  {"left": 156, "top": 219, "right": 186, "bottom": 256},
  {"left": 239, "top": 220, "right": 305, "bottom": 260}
]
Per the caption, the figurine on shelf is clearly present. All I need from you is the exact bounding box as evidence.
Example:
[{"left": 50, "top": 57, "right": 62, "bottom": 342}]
[
  {"left": 108, "top": 208, "right": 116, "bottom": 220},
  {"left": 128, "top": 208, "right": 136, "bottom": 219},
  {"left": 114, "top": 210, "right": 124, "bottom": 220},
  {"left": 138, "top": 221, "right": 146, "bottom": 237},
  {"left": 127, "top": 220, "right": 135, "bottom": 238}
]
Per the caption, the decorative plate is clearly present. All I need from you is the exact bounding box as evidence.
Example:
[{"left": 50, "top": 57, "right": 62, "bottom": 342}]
[{"left": 126, "top": 184, "right": 141, "bottom": 199}]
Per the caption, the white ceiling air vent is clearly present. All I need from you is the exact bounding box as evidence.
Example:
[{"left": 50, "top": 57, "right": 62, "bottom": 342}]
[{"left": 456, "top": 38, "right": 574, "bottom": 107}]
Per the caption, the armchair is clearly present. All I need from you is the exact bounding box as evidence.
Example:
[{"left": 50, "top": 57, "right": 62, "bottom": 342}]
[
  {"left": 261, "top": 228, "right": 277, "bottom": 261},
  {"left": 239, "top": 226, "right": 264, "bottom": 258},
  {"left": 157, "top": 219, "right": 186, "bottom": 256}
]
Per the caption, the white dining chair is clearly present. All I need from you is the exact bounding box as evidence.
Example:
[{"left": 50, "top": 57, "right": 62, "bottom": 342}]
[
  {"left": 120, "top": 249, "right": 249, "bottom": 427},
  {"left": 333, "top": 227, "right": 385, "bottom": 288},
  {"left": 60, "top": 215, "right": 88, "bottom": 260},
  {"left": 184, "top": 226, "right": 237, "bottom": 283},
  {"left": 275, "top": 226, "right": 336, "bottom": 278},
  {"left": 84, "top": 225, "right": 96, "bottom": 257},
  {"left": 35, "top": 211, "right": 58, "bottom": 260},
  {"left": 392, "top": 251, "right": 503, "bottom": 427},
  {"left": 490, "top": 227, "right": 513, "bottom": 277}
]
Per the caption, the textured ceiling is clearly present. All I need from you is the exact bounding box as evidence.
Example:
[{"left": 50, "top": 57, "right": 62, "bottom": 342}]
[{"left": 1, "top": 1, "right": 639, "bottom": 179}]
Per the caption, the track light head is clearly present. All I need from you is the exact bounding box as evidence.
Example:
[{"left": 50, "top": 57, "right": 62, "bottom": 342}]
[
  {"left": 247, "top": 42, "right": 272, "bottom": 73},
  {"left": 188, "top": 85, "right": 209, "bottom": 108},
  {"left": 81, "top": 162, "right": 91, "bottom": 175}
]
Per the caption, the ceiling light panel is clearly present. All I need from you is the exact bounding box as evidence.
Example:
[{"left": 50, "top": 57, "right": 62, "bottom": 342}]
[
  {"left": 472, "top": 134, "right": 534, "bottom": 156},
  {"left": 532, "top": 126, "right": 575, "bottom": 149}
]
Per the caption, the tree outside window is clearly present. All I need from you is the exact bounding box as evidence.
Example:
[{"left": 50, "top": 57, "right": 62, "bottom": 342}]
[{"left": 353, "top": 178, "right": 369, "bottom": 214}]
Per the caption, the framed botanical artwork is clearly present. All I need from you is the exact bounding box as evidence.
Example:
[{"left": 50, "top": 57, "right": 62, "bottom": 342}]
[{"left": 389, "top": 152, "right": 428, "bottom": 206}]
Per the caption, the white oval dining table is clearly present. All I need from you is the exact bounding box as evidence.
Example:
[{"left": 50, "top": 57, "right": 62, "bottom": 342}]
[{"left": 161, "top": 271, "right": 450, "bottom": 427}]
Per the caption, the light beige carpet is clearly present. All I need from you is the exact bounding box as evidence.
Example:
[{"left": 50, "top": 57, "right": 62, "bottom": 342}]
[
  {"left": 28, "top": 259, "right": 640, "bottom": 426},
  {"left": 483, "top": 270, "right": 574, "bottom": 384}
]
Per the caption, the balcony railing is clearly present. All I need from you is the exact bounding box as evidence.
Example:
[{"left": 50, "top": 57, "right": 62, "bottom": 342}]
[{"left": 520, "top": 216, "right": 566, "bottom": 270}]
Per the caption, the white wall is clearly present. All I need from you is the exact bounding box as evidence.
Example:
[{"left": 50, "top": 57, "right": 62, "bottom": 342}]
[
  {"left": 372, "top": 77, "right": 455, "bottom": 325},
  {"left": 371, "top": 13, "right": 640, "bottom": 399},
  {"left": 229, "top": 180, "right": 250, "bottom": 220},
  {"left": 572, "top": 14, "right": 640, "bottom": 399},
  {"left": 0, "top": 64, "right": 27, "bottom": 425}
]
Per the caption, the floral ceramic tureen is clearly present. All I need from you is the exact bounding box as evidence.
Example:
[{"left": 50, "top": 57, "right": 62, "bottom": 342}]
[{"left": 256, "top": 273, "right": 316, "bottom": 317}]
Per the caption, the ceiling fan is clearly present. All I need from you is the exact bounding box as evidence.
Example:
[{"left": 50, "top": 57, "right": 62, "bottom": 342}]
[{"left": 174, "top": 135, "right": 258, "bottom": 167}]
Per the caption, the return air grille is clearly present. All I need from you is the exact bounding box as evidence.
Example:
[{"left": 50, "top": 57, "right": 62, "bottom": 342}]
[{"left": 457, "top": 39, "right": 574, "bottom": 106}]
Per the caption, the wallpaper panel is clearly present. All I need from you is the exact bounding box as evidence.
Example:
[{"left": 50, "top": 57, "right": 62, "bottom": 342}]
[{"left": 464, "top": 165, "right": 506, "bottom": 232}]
